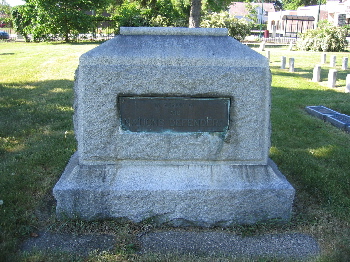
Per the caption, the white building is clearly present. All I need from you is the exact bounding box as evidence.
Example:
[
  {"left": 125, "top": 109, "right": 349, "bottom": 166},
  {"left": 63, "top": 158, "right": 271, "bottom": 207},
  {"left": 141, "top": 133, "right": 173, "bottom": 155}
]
[
  {"left": 266, "top": 1, "right": 347, "bottom": 37},
  {"left": 326, "top": 0, "right": 350, "bottom": 25},
  {"left": 267, "top": 0, "right": 350, "bottom": 37},
  {"left": 229, "top": 2, "right": 276, "bottom": 24}
]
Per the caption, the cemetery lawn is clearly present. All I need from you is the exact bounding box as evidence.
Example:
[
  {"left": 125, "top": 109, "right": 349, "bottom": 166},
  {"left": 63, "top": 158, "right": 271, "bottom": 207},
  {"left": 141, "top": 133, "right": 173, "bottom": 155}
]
[{"left": 0, "top": 42, "right": 349, "bottom": 261}]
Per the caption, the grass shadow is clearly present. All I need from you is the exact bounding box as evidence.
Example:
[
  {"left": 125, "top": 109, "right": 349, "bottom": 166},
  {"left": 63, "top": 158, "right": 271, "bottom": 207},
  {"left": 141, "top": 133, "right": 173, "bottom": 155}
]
[{"left": 0, "top": 79, "right": 77, "bottom": 260}]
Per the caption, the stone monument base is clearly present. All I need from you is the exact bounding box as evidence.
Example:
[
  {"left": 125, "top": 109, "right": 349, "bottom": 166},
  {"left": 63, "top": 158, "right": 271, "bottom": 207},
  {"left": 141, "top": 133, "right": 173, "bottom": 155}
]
[{"left": 53, "top": 153, "right": 294, "bottom": 226}]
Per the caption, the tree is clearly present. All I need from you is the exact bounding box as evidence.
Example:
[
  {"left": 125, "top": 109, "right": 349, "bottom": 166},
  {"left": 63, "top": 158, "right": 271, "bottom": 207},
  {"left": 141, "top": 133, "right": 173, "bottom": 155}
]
[
  {"left": 201, "top": 11, "right": 252, "bottom": 41},
  {"left": 0, "top": 0, "right": 12, "bottom": 27},
  {"left": 282, "top": 0, "right": 325, "bottom": 11},
  {"left": 13, "top": 0, "right": 110, "bottom": 42},
  {"left": 109, "top": 0, "right": 190, "bottom": 30},
  {"left": 189, "top": 0, "right": 201, "bottom": 28},
  {"left": 296, "top": 21, "right": 347, "bottom": 52},
  {"left": 109, "top": 0, "right": 232, "bottom": 29},
  {"left": 244, "top": 2, "right": 258, "bottom": 25}
]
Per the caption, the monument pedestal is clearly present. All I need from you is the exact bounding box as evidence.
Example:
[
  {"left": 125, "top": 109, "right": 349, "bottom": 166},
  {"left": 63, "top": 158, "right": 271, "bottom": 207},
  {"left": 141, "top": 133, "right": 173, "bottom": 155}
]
[
  {"left": 54, "top": 153, "right": 294, "bottom": 226},
  {"left": 54, "top": 27, "right": 294, "bottom": 225}
]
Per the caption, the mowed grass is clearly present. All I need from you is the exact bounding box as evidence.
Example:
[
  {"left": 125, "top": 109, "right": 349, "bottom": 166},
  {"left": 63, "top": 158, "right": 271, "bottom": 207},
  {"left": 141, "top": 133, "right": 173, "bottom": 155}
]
[{"left": 0, "top": 42, "right": 349, "bottom": 261}]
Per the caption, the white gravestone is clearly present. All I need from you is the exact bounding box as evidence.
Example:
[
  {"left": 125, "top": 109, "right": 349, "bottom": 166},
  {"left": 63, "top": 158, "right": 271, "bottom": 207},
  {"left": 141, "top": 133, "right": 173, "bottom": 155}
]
[
  {"left": 266, "top": 50, "right": 270, "bottom": 62},
  {"left": 342, "top": 57, "right": 348, "bottom": 70},
  {"left": 346, "top": 74, "right": 350, "bottom": 93},
  {"left": 321, "top": 53, "right": 326, "bottom": 64},
  {"left": 259, "top": 41, "right": 266, "bottom": 51},
  {"left": 330, "top": 55, "right": 336, "bottom": 67},
  {"left": 281, "top": 56, "right": 286, "bottom": 69},
  {"left": 53, "top": 27, "right": 295, "bottom": 226},
  {"left": 289, "top": 58, "right": 295, "bottom": 72},
  {"left": 312, "top": 65, "right": 321, "bottom": 82},
  {"left": 328, "top": 69, "right": 337, "bottom": 88}
]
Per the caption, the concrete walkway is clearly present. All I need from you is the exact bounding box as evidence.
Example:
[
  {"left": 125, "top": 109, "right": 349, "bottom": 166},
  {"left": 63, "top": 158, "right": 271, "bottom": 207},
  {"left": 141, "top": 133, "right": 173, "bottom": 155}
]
[
  {"left": 139, "top": 231, "right": 320, "bottom": 261},
  {"left": 21, "top": 230, "right": 320, "bottom": 261}
]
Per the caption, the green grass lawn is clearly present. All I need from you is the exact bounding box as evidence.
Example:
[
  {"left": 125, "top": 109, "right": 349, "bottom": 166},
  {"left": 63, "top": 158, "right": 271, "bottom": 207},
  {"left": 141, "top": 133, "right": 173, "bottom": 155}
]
[{"left": 0, "top": 42, "right": 350, "bottom": 261}]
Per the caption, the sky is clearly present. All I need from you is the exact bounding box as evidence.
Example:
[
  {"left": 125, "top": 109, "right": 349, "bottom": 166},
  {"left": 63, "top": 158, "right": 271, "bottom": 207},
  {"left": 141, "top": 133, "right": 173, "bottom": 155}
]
[{"left": 7, "top": 0, "right": 25, "bottom": 7}]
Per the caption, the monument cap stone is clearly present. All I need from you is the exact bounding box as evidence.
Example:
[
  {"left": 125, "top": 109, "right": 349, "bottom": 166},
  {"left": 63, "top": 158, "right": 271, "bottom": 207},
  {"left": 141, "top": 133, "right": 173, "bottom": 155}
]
[{"left": 54, "top": 27, "right": 294, "bottom": 226}]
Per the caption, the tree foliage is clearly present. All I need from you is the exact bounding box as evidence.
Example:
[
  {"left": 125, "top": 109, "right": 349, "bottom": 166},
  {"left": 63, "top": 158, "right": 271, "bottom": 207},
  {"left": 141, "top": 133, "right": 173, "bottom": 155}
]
[
  {"left": 110, "top": 0, "right": 232, "bottom": 29},
  {"left": 0, "top": 0, "right": 12, "bottom": 27},
  {"left": 282, "top": 0, "right": 326, "bottom": 11},
  {"left": 201, "top": 11, "right": 252, "bottom": 41},
  {"left": 296, "top": 21, "right": 348, "bottom": 52},
  {"left": 111, "top": 0, "right": 189, "bottom": 30},
  {"left": 11, "top": 0, "right": 236, "bottom": 41},
  {"left": 12, "top": 5, "right": 34, "bottom": 41},
  {"left": 13, "top": 0, "right": 110, "bottom": 42}
]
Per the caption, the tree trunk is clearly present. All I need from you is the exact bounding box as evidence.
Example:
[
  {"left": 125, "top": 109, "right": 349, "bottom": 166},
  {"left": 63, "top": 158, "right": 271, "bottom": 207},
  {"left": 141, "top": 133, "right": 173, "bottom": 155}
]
[{"left": 189, "top": 0, "right": 201, "bottom": 28}]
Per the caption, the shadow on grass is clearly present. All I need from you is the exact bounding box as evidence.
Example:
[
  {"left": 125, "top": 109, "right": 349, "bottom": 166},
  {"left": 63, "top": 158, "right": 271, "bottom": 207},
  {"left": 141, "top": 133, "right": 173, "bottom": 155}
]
[
  {"left": 0, "top": 79, "right": 74, "bottom": 137},
  {"left": 52, "top": 41, "right": 106, "bottom": 46},
  {"left": 269, "top": 84, "right": 350, "bottom": 222},
  {"left": 0, "top": 79, "right": 77, "bottom": 260}
]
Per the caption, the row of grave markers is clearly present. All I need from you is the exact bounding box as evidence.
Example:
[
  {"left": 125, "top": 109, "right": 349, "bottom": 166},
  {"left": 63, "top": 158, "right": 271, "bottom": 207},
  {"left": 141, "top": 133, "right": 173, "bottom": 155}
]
[{"left": 264, "top": 51, "right": 350, "bottom": 93}]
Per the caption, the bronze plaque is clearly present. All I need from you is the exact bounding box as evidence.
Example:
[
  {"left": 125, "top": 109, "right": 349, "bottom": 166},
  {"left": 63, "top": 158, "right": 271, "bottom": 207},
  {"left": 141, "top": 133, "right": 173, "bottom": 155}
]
[{"left": 119, "top": 97, "right": 230, "bottom": 133}]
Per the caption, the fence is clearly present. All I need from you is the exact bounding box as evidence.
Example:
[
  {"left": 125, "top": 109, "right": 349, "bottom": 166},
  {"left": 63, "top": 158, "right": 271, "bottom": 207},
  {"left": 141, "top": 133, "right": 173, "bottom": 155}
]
[
  {"left": 76, "top": 20, "right": 117, "bottom": 42},
  {"left": 1, "top": 20, "right": 118, "bottom": 42},
  {"left": 263, "top": 37, "right": 296, "bottom": 44}
]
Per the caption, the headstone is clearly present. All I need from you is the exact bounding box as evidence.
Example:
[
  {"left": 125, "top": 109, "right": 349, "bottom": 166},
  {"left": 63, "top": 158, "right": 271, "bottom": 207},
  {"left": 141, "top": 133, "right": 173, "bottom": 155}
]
[
  {"left": 345, "top": 74, "right": 350, "bottom": 93},
  {"left": 321, "top": 53, "right": 326, "bottom": 64},
  {"left": 342, "top": 57, "right": 348, "bottom": 70},
  {"left": 266, "top": 50, "right": 270, "bottom": 62},
  {"left": 272, "top": 25, "right": 276, "bottom": 38},
  {"left": 330, "top": 55, "right": 336, "bottom": 67},
  {"left": 328, "top": 69, "right": 337, "bottom": 88},
  {"left": 288, "top": 41, "right": 294, "bottom": 51},
  {"left": 312, "top": 65, "right": 321, "bottom": 82},
  {"left": 53, "top": 27, "right": 295, "bottom": 226},
  {"left": 281, "top": 56, "right": 286, "bottom": 69},
  {"left": 259, "top": 41, "right": 266, "bottom": 51},
  {"left": 289, "top": 58, "right": 295, "bottom": 72}
]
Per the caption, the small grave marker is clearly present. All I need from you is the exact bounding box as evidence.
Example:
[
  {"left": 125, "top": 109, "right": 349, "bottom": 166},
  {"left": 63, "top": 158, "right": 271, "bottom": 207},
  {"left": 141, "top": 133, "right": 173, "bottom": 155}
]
[
  {"left": 346, "top": 74, "right": 350, "bottom": 93},
  {"left": 326, "top": 114, "right": 350, "bottom": 130},
  {"left": 330, "top": 55, "right": 336, "bottom": 67},
  {"left": 305, "top": 106, "right": 338, "bottom": 120},
  {"left": 289, "top": 58, "right": 295, "bottom": 72},
  {"left": 259, "top": 41, "right": 266, "bottom": 51},
  {"left": 328, "top": 69, "right": 337, "bottom": 88},
  {"left": 321, "top": 53, "right": 326, "bottom": 64},
  {"left": 342, "top": 57, "right": 348, "bottom": 70},
  {"left": 288, "top": 42, "right": 294, "bottom": 51},
  {"left": 281, "top": 56, "right": 286, "bottom": 69},
  {"left": 312, "top": 65, "right": 321, "bottom": 82},
  {"left": 306, "top": 106, "right": 350, "bottom": 132}
]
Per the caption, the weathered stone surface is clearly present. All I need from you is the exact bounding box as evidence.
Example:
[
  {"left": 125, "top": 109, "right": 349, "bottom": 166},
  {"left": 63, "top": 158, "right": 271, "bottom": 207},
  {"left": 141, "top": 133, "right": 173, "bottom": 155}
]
[
  {"left": 54, "top": 153, "right": 294, "bottom": 225},
  {"left": 54, "top": 27, "right": 294, "bottom": 226},
  {"left": 74, "top": 28, "right": 271, "bottom": 166}
]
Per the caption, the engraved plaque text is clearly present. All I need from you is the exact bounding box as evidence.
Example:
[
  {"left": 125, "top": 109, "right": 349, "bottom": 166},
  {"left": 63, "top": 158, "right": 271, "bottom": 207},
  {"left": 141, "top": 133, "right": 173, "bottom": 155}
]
[{"left": 119, "top": 97, "right": 230, "bottom": 133}]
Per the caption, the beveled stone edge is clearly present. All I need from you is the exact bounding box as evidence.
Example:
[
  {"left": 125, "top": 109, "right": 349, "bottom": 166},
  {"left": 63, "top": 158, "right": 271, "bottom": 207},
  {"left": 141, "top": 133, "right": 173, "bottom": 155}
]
[{"left": 120, "top": 27, "right": 228, "bottom": 36}]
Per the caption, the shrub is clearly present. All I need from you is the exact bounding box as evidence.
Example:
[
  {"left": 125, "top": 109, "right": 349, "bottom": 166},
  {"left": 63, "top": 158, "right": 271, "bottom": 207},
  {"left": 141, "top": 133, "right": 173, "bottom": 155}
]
[
  {"left": 201, "top": 11, "right": 252, "bottom": 41},
  {"left": 296, "top": 22, "right": 348, "bottom": 52}
]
